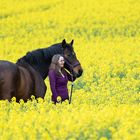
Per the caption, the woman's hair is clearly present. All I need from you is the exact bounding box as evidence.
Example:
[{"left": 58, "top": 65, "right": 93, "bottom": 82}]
[{"left": 49, "top": 54, "right": 65, "bottom": 76}]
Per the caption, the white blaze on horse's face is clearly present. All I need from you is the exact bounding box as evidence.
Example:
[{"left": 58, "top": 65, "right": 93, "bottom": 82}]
[{"left": 58, "top": 56, "right": 65, "bottom": 68}]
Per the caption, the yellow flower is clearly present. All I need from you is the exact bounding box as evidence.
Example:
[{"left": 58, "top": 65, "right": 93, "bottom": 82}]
[{"left": 57, "top": 96, "right": 62, "bottom": 102}]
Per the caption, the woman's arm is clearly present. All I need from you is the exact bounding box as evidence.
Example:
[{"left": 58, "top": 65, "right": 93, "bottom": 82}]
[{"left": 48, "top": 70, "right": 58, "bottom": 102}]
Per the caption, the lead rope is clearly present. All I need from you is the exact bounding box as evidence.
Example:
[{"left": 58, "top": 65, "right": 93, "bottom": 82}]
[
  {"left": 69, "top": 69, "right": 74, "bottom": 104},
  {"left": 64, "top": 68, "right": 74, "bottom": 104}
]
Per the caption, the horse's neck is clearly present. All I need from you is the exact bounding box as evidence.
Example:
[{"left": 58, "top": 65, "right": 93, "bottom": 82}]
[
  {"left": 19, "top": 44, "right": 62, "bottom": 80},
  {"left": 43, "top": 43, "right": 62, "bottom": 58},
  {"left": 40, "top": 44, "right": 62, "bottom": 79}
]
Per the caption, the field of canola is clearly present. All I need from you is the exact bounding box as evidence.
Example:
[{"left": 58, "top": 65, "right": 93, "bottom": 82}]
[{"left": 0, "top": 0, "right": 140, "bottom": 139}]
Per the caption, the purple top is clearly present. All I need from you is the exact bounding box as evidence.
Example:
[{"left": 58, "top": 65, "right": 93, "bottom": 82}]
[{"left": 48, "top": 69, "right": 76, "bottom": 103}]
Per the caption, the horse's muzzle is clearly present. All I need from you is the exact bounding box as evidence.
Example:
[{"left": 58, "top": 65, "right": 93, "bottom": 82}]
[{"left": 74, "top": 69, "right": 83, "bottom": 78}]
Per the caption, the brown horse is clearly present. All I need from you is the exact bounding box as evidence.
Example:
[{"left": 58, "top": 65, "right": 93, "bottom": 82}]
[
  {"left": 0, "top": 60, "right": 46, "bottom": 102},
  {"left": 0, "top": 39, "right": 83, "bottom": 101}
]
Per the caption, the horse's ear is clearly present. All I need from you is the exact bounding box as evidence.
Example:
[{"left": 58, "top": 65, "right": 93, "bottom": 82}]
[
  {"left": 62, "top": 39, "right": 66, "bottom": 48},
  {"left": 70, "top": 40, "right": 74, "bottom": 46}
]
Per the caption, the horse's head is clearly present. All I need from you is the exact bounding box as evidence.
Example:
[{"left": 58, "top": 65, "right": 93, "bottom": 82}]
[{"left": 61, "top": 39, "right": 83, "bottom": 78}]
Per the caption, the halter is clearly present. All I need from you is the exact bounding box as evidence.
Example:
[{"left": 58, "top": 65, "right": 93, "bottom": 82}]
[
  {"left": 64, "top": 57, "right": 81, "bottom": 70},
  {"left": 62, "top": 56, "right": 81, "bottom": 104}
]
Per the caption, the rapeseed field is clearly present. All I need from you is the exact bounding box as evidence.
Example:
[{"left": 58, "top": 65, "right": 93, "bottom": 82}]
[{"left": 0, "top": 0, "right": 140, "bottom": 139}]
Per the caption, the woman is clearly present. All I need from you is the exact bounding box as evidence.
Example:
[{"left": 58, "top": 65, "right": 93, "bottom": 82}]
[{"left": 48, "top": 54, "right": 76, "bottom": 103}]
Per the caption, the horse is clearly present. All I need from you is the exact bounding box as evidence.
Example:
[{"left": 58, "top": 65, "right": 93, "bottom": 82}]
[
  {"left": 0, "top": 39, "right": 83, "bottom": 101},
  {"left": 0, "top": 60, "right": 46, "bottom": 102}
]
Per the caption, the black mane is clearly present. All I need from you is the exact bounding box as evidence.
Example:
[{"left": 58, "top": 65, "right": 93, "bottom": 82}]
[{"left": 16, "top": 43, "right": 63, "bottom": 80}]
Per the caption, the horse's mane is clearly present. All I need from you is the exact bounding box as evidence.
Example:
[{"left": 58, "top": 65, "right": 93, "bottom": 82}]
[
  {"left": 17, "top": 43, "right": 62, "bottom": 65},
  {"left": 16, "top": 43, "right": 63, "bottom": 79}
]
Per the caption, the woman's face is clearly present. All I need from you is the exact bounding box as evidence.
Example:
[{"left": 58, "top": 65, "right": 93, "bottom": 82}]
[{"left": 58, "top": 56, "right": 65, "bottom": 68}]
